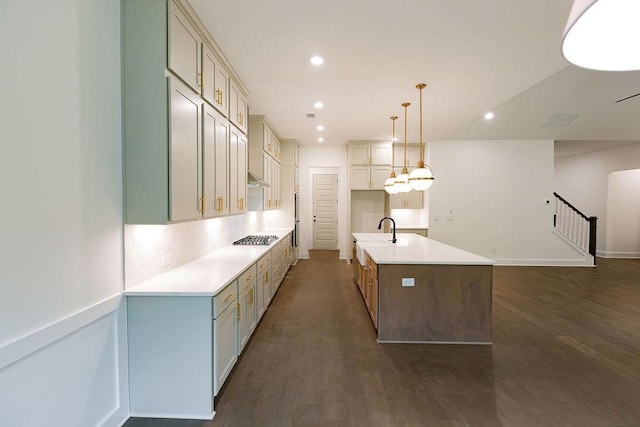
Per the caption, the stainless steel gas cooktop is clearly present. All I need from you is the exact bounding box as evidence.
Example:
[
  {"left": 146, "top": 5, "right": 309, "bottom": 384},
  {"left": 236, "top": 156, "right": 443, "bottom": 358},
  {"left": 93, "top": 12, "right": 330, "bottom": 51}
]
[{"left": 233, "top": 235, "right": 278, "bottom": 246}]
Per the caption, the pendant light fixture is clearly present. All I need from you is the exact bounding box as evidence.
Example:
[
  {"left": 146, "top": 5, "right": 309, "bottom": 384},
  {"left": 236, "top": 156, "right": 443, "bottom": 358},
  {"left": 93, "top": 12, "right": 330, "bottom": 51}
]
[
  {"left": 409, "top": 83, "right": 435, "bottom": 191},
  {"left": 384, "top": 116, "right": 400, "bottom": 195},
  {"left": 394, "top": 102, "right": 412, "bottom": 193},
  {"left": 562, "top": 0, "right": 640, "bottom": 71}
]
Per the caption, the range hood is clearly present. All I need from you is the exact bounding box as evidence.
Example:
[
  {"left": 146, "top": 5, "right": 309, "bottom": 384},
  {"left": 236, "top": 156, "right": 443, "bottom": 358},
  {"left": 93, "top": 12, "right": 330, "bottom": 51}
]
[{"left": 247, "top": 171, "right": 270, "bottom": 187}]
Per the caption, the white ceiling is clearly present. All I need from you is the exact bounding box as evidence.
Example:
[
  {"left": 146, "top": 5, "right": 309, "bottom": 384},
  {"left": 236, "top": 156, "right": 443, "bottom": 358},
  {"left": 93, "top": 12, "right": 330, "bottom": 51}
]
[{"left": 188, "top": 0, "right": 640, "bottom": 155}]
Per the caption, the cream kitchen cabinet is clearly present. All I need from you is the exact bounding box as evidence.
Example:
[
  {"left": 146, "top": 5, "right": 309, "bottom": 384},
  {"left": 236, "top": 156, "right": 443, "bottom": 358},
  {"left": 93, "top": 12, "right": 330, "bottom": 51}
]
[
  {"left": 229, "top": 79, "right": 248, "bottom": 133},
  {"left": 390, "top": 188, "right": 424, "bottom": 209},
  {"left": 349, "top": 143, "right": 392, "bottom": 165},
  {"left": 168, "top": 0, "right": 202, "bottom": 93},
  {"left": 123, "top": 0, "right": 248, "bottom": 224},
  {"left": 350, "top": 166, "right": 391, "bottom": 190},
  {"left": 128, "top": 296, "right": 216, "bottom": 419},
  {"left": 169, "top": 77, "right": 203, "bottom": 221},
  {"left": 229, "top": 125, "right": 247, "bottom": 215},
  {"left": 282, "top": 139, "right": 299, "bottom": 167},
  {"left": 237, "top": 265, "right": 257, "bottom": 355},
  {"left": 202, "top": 104, "right": 229, "bottom": 218},
  {"left": 248, "top": 116, "right": 282, "bottom": 210},
  {"left": 213, "top": 281, "right": 239, "bottom": 396},
  {"left": 249, "top": 115, "right": 282, "bottom": 164},
  {"left": 202, "top": 44, "right": 229, "bottom": 117},
  {"left": 393, "top": 144, "right": 421, "bottom": 169},
  {"left": 256, "top": 252, "right": 271, "bottom": 320}
]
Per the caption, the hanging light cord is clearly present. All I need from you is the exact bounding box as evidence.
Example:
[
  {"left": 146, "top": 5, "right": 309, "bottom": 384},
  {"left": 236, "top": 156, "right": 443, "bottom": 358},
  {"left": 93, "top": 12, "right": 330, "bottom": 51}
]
[
  {"left": 417, "top": 83, "right": 426, "bottom": 166},
  {"left": 402, "top": 102, "right": 410, "bottom": 173},
  {"left": 391, "top": 116, "right": 397, "bottom": 175}
]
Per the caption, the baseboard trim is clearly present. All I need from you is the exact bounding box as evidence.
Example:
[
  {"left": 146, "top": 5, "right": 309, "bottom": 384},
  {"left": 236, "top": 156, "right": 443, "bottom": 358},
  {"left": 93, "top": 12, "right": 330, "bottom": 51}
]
[
  {"left": 598, "top": 251, "right": 640, "bottom": 259},
  {"left": 0, "top": 294, "right": 122, "bottom": 370},
  {"left": 492, "top": 258, "right": 595, "bottom": 267},
  {"left": 128, "top": 410, "right": 215, "bottom": 421}
]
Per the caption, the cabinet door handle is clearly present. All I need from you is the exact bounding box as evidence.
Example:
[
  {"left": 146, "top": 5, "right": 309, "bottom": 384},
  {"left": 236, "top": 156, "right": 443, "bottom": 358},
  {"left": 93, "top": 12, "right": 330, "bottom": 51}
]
[
  {"left": 198, "top": 72, "right": 202, "bottom": 88},
  {"left": 199, "top": 196, "right": 205, "bottom": 215},
  {"left": 237, "top": 303, "right": 240, "bottom": 321}
]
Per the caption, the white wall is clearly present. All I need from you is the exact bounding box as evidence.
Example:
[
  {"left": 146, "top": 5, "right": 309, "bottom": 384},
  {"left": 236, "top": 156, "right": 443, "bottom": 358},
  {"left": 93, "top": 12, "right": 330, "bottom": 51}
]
[
  {"left": 299, "top": 146, "right": 350, "bottom": 259},
  {"left": 125, "top": 212, "right": 268, "bottom": 287},
  {"left": 554, "top": 142, "right": 640, "bottom": 257},
  {"left": 605, "top": 169, "right": 640, "bottom": 258},
  {"left": 0, "top": 1, "right": 128, "bottom": 425},
  {"left": 429, "top": 139, "right": 588, "bottom": 265}
]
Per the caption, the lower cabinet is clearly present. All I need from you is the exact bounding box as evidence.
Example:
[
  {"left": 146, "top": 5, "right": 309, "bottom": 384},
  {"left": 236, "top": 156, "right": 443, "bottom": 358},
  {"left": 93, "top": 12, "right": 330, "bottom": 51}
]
[
  {"left": 366, "top": 254, "right": 378, "bottom": 327},
  {"left": 256, "top": 252, "right": 271, "bottom": 320},
  {"left": 213, "top": 292, "right": 238, "bottom": 395},
  {"left": 237, "top": 265, "right": 257, "bottom": 354},
  {"left": 126, "top": 232, "right": 294, "bottom": 420},
  {"left": 127, "top": 296, "right": 216, "bottom": 419},
  {"left": 354, "top": 251, "right": 378, "bottom": 330}
]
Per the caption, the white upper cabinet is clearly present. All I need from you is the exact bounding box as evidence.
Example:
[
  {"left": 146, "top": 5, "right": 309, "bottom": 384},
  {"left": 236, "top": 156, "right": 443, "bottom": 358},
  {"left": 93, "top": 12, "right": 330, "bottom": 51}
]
[
  {"left": 229, "top": 79, "right": 248, "bottom": 133},
  {"left": 169, "top": 77, "right": 202, "bottom": 222},
  {"left": 350, "top": 166, "right": 391, "bottom": 190},
  {"left": 229, "top": 125, "right": 247, "bottom": 215},
  {"left": 349, "top": 143, "right": 392, "bottom": 165},
  {"left": 390, "top": 189, "right": 424, "bottom": 209},
  {"left": 123, "top": 0, "right": 249, "bottom": 223},
  {"left": 168, "top": 0, "right": 202, "bottom": 93},
  {"left": 393, "top": 144, "right": 421, "bottom": 169},
  {"left": 202, "top": 44, "right": 230, "bottom": 117},
  {"left": 202, "top": 104, "right": 228, "bottom": 218}
]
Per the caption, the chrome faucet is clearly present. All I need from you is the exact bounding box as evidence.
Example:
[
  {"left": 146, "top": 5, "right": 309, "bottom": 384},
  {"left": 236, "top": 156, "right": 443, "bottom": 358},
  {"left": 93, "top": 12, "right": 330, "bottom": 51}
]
[{"left": 377, "top": 217, "right": 397, "bottom": 243}]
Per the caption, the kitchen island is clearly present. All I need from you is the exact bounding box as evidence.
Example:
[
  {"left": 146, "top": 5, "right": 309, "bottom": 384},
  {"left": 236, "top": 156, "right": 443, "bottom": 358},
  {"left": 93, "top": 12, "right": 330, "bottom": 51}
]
[{"left": 353, "top": 233, "right": 494, "bottom": 344}]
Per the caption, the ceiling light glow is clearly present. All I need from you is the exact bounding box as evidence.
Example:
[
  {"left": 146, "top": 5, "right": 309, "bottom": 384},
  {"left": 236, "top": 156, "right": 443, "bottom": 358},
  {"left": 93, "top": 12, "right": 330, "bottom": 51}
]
[
  {"left": 314, "top": 101, "right": 324, "bottom": 109},
  {"left": 316, "top": 125, "right": 324, "bottom": 131},
  {"left": 317, "top": 137, "right": 324, "bottom": 142},
  {"left": 484, "top": 112, "right": 494, "bottom": 120},
  {"left": 562, "top": 0, "right": 640, "bottom": 71},
  {"left": 310, "top": 55, "right": 324, "bottom": 66}
]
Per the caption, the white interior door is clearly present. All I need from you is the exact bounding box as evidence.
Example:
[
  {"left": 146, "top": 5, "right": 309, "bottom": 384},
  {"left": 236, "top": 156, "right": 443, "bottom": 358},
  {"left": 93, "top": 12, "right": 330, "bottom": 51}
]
[{"left": 313, "top": 174, "right": 338, "bottom": 250}]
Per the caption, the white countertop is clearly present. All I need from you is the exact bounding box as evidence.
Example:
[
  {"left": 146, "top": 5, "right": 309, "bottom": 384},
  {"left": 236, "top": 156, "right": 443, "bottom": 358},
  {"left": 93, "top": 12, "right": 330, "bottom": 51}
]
[
  {"left": 124, "top": 228, "right": 293, "bottom": 297},
  {"left": 353, "top": 233, "right": 494, "bottom": 265}
]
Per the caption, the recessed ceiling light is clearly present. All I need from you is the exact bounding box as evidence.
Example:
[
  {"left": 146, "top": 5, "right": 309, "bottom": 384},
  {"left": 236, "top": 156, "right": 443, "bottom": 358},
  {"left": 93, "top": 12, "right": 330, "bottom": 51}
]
[
  {"left": 314, "top": 101, "right": 324, "bottom": 109},
  {"left": 392, "top": 137, "right": 398, "bottom": 142},
  {"left": 310, "top": 55, "right": 324, "bottom": 66},
  {"left": 316, "top": 125, "right": 324, "bottom": 131},
  {"left": 317, "top": 137, "right": 324, "bottom": 142},
  {"left": 484, "top": 112, "right": 494, "bottom": 120}
]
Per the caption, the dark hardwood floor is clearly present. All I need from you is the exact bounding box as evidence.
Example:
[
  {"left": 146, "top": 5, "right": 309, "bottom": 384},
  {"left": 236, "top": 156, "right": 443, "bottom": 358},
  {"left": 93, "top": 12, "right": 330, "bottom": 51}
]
[{"left": 125, "top": 252, "right": 640, "bottom": 427}]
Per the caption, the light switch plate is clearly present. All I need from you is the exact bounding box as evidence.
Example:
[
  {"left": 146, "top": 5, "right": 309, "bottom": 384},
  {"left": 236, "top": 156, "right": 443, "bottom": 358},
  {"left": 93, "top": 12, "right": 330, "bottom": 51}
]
[{"left": 402, "top": 278, "right": 415, "bottom": 287}]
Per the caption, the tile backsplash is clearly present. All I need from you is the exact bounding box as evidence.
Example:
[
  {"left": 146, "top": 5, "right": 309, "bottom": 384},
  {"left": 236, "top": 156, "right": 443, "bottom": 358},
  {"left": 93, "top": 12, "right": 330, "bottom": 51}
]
[{"left": 125, "top": 212, "right": 269, "bottom": 287}]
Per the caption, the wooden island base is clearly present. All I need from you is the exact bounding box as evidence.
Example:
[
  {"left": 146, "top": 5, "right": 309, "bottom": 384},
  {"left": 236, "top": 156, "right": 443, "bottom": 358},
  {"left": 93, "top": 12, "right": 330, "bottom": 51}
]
[{"left": 377, "top": 263, "right": 492, "bottom": 344}]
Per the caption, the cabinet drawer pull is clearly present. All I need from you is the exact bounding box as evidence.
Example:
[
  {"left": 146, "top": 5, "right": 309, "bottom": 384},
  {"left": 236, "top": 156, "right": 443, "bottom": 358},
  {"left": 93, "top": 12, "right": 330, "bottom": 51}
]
[
  {"left": 224, "top": 293, "right": 235, "bottom": 303},
  {"left": 246, "top": 275, "right": 253, "bottom": 282}
]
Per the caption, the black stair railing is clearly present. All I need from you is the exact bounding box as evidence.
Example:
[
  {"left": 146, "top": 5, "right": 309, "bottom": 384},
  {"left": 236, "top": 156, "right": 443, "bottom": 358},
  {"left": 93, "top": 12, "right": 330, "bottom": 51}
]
[{"left": 553, "top": 192, "right": 597, "bottom": 264}]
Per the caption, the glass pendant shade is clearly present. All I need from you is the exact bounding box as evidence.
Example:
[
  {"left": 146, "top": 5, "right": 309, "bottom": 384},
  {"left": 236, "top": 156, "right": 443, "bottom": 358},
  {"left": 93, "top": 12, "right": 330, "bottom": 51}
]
[
  {"left": 394, "top": 171, "right": 411, "bottom": 193},
  {"left": 409, "top": 163, "right": 434, "bottom": 191},
  {"left": 562, "top": 0, "right": 640, "bottom": 71},
  {"left": 384, "top": 176, "right": 400, "bottom": 194}
]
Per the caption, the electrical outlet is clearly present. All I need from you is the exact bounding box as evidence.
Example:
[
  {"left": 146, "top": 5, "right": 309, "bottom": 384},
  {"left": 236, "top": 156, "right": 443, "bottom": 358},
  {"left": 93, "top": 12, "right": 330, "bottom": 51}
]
[
  {"left": 402, "top": 278, "right": 415, "bottom": 287},
  {"left": 161, "top": 254, "right": 171, "bottom": 267}
]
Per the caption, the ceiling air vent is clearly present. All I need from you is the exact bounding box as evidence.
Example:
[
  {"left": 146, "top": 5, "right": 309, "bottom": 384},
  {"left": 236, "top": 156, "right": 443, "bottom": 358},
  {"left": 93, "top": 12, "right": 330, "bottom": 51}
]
[
  {"left": 542, "top": 113, "right": 579, "bottom": 127},
  {"left": 306, "top": 113, "right": 316, "bottom": 118}
]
